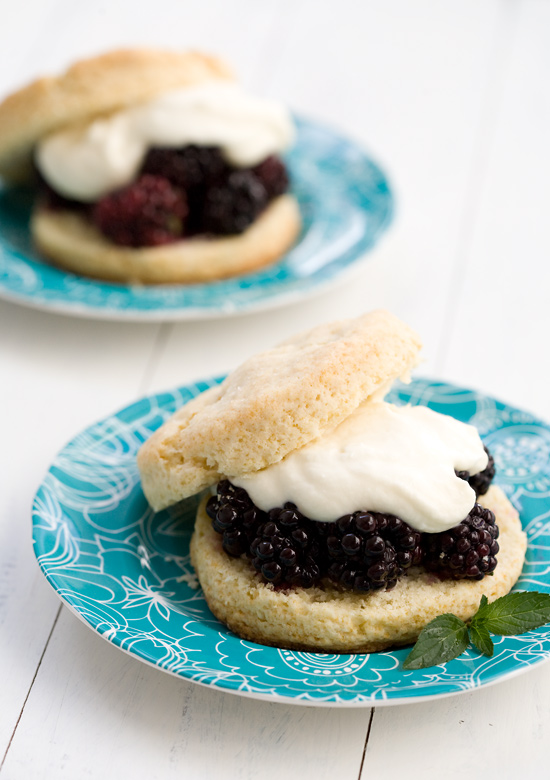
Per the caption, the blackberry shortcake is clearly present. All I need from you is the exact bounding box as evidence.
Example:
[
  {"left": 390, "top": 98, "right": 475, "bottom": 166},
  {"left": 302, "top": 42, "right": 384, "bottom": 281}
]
[
  {"left": 137, "top": 310, "right": 526, "bottom": 652},
  {"left": 0, "top": 49, "right": 300, "bottom": 283}
]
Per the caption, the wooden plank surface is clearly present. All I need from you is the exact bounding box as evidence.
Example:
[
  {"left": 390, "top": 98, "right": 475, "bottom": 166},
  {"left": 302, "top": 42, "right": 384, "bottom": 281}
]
[
  {"left": 0, "top": 301, "right": 161, "bottom": 758},
  {"left": 1, "top": 1, "right": 549, "bottom": 777},
  {"left": 440, "top": 0, "right": 550, "bottom": 419},
  {"left": 2, "top": 610, "right": 372, "bottom": 780}
]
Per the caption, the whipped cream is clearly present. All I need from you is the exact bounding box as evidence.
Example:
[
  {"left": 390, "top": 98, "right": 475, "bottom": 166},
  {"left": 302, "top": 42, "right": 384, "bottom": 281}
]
[
  {"left": 232, "top": 402, "right": 488, "bottom": 533},
  {"left": 35, "top": 81, "right": 294, "bottom": 202}
]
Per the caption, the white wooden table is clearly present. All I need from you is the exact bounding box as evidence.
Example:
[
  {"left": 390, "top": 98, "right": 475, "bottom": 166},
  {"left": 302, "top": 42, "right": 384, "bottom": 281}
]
[{"left": 1, "top": 1, "right": 550, "bottom": 777}]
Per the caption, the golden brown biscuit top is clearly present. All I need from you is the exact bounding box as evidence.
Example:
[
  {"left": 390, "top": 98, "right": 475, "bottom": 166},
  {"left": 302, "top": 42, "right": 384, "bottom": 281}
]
[
  {"left": 0, "top": 48, "right": 234, "bottom": 181},
  {"left": 137, "top": 310, "right": 422, "bottom": 511}
]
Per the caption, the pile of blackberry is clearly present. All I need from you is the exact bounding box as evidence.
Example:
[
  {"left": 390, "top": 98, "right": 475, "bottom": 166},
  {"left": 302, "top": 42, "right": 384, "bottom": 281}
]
[
  {"left": 207, "top": 446, "right": 500, "bottom": 592},
  {"left": 37, "top": 145, "right": 286, "bottom": 247},
  {"left": 40, "top": 146, "right": 289, "bottom": 246}
]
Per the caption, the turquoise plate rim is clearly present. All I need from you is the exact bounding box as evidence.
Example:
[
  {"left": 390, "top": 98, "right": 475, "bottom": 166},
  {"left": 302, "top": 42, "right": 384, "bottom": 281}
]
[
  {"left": 32, "top": 377, "right": 550, "bottom": 706},
  {"left": 0, "top": 116, "right": 393, "bottom": 321}
]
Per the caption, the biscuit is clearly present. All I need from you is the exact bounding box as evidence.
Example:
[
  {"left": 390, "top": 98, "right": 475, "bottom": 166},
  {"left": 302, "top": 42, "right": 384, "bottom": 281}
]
[
  {"left": 32, "top": 193, "right": 301, "bottom": 284},
  {"left": 0, "top": 49, "right": 233, "bottom": 182},
  {"left": 190, "top": 485, "right": 527, "bottom": 652},
  {"left": 137, "top": 310, "right": 422, "bottom": 511}
]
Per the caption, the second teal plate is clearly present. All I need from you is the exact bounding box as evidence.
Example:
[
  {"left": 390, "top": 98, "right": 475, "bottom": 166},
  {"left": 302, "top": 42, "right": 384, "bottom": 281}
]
[{"left": 0, "top": 117, "right": 393, "bottom": 320}]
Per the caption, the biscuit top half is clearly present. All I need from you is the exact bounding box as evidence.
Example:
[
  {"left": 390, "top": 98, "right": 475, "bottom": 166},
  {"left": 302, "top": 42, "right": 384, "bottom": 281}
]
[
  {"left": 0, "top": 48, "right": 233, "bottom": 181},
  {"left": 137, "top": 310, "right": 422, "bottom": 512}
]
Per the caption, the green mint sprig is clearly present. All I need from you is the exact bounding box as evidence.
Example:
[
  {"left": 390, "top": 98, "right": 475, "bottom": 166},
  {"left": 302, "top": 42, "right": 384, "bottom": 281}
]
[{"left": 402, "top": 591, "right": 550, "bottom": 670}]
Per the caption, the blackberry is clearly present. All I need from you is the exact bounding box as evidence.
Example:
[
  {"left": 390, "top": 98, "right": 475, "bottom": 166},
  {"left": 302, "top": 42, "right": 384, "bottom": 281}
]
[
  {"left": 141, "top": 146, "right": 227, "bottom": 191},
  {"left": 92, "top": 174, "right": 188, "bottom": 246},
  {"left": 424, "top": 504, "right": 500, "bottom": 580},
  {"left": 456, "top": 446, "right": 495, "bottom": 497},
  {"left": 384, "top": 515, "right": 424, "bottom": 569},
  {"left": 202, "top": 170, "right": 267, "bottom": 234},
  {"left": 249, "top": 505, "right": 324, "bottom": 588},
  {"left": 252, "top": 155, "right": 289, "bottom": 198},
  {"left": 326, "top": 511, "right": 421, "bottom": 592},
  {"left": 206, "top": 480, "right": 264, "bottom": 558}
]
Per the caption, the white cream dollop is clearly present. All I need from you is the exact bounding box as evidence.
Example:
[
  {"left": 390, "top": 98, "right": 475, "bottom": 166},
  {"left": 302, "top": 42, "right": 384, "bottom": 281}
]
[
  {"left": 232, "top": 402, "right": 489, "bottom": 533},
  {"left": 35, "top": 81, "right": 294, "bottom": 202}
]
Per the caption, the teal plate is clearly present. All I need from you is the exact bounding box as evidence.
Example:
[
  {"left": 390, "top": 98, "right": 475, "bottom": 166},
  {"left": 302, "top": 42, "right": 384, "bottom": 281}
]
[
  {"left": 0, "top": 117, "right": 392, "bottom": 321},
  {"left": 32, "top": 378, "right": 550, "bottom": 706}
]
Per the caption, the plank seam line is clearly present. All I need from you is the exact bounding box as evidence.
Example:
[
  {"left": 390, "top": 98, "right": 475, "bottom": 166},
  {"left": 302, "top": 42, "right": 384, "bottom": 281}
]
[
  {"left": 0, "top": 603, "right": 63, "bottom": 774},
  {"left": 357, "top": 707, "right": 375, "bottom": 779}
]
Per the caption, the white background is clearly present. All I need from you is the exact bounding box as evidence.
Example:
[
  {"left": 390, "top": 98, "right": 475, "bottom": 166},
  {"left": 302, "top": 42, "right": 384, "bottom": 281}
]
[{"left": 1, "top": 0, "right": 550, "bottom": 777}]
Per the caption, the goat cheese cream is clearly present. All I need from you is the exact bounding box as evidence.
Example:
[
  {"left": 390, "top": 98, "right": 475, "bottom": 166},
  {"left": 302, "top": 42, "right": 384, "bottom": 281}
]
[
  {"left": 232, "top": 402, "right": 489, "bottom": 534},
  {"left": 35, "top": 81, "right": 294, "bottom": 202}
]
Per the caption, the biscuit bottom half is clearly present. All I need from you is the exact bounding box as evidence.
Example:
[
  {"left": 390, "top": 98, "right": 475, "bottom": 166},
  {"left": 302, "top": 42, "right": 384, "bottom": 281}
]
[
  {"left": 32, "top": 193, "right": 301, "bottom": 284},
  {"left": 190, "top": 485, "right": 527, "bottom": 653}
]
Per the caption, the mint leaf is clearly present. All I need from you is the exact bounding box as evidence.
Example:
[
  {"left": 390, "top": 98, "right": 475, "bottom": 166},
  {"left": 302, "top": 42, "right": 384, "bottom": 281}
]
[
  {"left": 403, "top": 614, "right": 469, "bottom": 670},
  {"left": 469, "top": 622, "right": 494, "bottom": 657},
  {"left": 471, "top": 592, "right": 550, "bottom": 636},
  {"left": 402, "top": 592, "right": 550, "bottom": 670}
]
